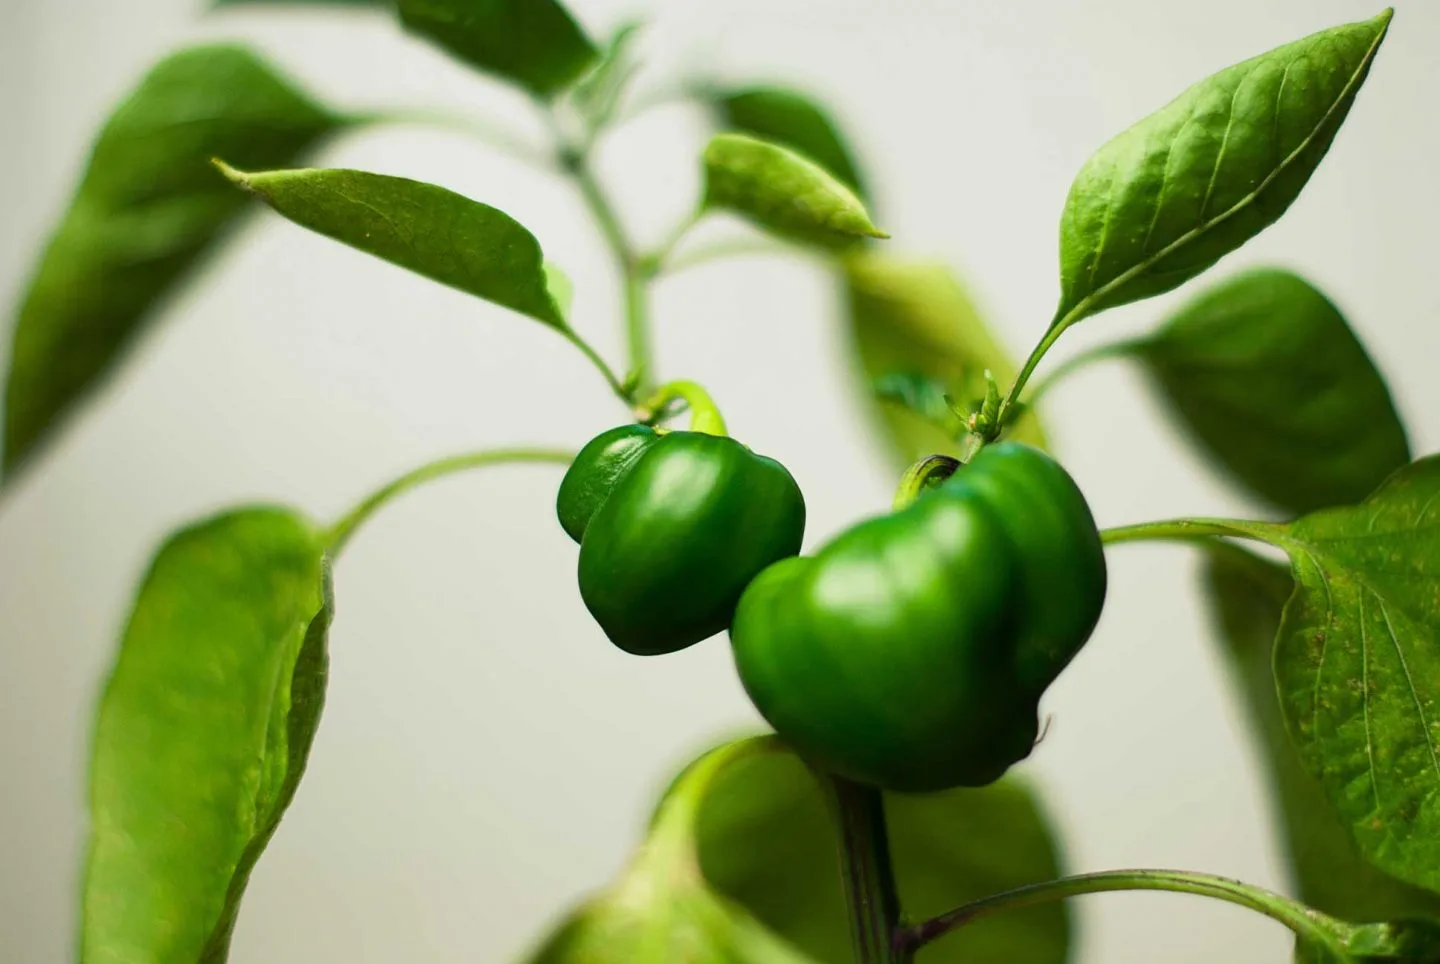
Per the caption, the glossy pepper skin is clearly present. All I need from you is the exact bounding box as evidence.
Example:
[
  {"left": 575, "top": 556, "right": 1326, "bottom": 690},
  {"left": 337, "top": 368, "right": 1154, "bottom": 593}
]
[
  {"left": 729, "top": 442, "right": 1105, "bottom": 792},
  {"left": 558, "top": 424, "right": 806, "bottom": 656}
]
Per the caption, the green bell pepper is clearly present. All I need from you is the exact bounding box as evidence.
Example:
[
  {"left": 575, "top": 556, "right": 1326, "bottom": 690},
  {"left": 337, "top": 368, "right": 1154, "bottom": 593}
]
[
  {"left": 729, "top": 442, "right": 1106, "bottom": 792},
  {"left": 558, "top": 383, "right": 806, "bottom": 657}
]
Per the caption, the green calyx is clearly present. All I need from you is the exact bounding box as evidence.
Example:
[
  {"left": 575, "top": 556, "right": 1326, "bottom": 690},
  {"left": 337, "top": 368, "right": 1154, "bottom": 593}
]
[
  {"left": 556, "top": 413, "right": 806, "bottom": 656},
  {"left": 729, "top": 442, "right": 1106, "bottom": 792}
]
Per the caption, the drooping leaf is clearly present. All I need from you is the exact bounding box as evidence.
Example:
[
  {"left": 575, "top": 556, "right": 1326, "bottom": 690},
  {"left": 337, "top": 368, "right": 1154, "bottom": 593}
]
[
  {"left": 692, "top": 739, "right": 1069, "bottom": 964},
  {"left": 1202, "top": 544, "right": 1440, "bottom": 924},
  {"left": 1250, "top": 456, "right": 1440, "bottom": 895},
  {"left": 1141, "top": 267, "right": 1409, "bottom": 515},
  {"left": 522, "top": 739, "right": 819, "bottom": 964},
  {"left": 3, "top": 45, "right": 345, "bottom": 483},
  {"left": 843, "top": 252, "right": 1046, "bottom": 468},
  {"left": 713, "top": 86, "right": 867, "bottom": 200},
  {"left": 702, "top": 133, "right": 886, "bottom": 250},
  {"left": 218, "top": 164, "right": 565, "bottom": 328},
  {"left": 398, "top": 0, "right": 598, "bottom": 100},
  {"left": 83, "top": 507, "right": 332, "bottom": 964},
  {"left": 1055, "top": 10, "right": 1391, "bottom": 325}
]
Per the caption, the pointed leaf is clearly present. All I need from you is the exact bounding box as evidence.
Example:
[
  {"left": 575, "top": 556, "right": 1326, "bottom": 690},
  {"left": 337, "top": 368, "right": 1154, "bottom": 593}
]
[
  {"left": 1141, "top": 267, "right": 1409, "bottom": 515},
  {"left": 219, "top": 164, "right": 565, "bottom": 328},
  {"left": 398, "top": 0, "right": 598, "bottom": 100},
  {"left": 3, "top": 45, "right": 344, "bottom": 482},
  {"left": 1257, "top": 457, "right": 1440, "bottom": 895},
  {"left": 692, "top": 739, "right": 1069, "bottom": 963},
  {"left": 83, "top": 507, "right": 332, "bottom": 964},
  {"left": 1056, "top": 10, "right": 1391, "bottom": 324},
  {"left": 843, "top": 252, "right": 1046, "bottom": 468},
  {"left": 703, "top": 133, "right": 886, "bottom": 250},
  {"left": 1203, "top": 545, "right": 1440, "bottom": 923},
  {"left": 713, "top": 86, "right": 867, "bottom": 200}
]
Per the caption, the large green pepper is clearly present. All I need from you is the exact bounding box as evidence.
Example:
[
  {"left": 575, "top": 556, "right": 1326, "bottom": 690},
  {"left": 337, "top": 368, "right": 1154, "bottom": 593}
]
[
  {"left": 558, "top": 384, "right": 806, "bottom": 657},
  {"left": 729, "top": 442, "right": 1105, "bottom": 792}
]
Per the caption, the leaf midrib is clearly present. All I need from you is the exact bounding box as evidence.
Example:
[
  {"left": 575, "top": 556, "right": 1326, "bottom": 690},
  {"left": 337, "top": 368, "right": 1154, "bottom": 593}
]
[{"left": 1063, "top": 18, "right": 1388, "bottom": 324}]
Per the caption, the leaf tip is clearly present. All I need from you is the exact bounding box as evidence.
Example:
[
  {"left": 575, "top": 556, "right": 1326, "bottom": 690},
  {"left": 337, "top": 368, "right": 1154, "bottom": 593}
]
[{"left": 211, "top": 158, "right": 251, "bottom": 190}]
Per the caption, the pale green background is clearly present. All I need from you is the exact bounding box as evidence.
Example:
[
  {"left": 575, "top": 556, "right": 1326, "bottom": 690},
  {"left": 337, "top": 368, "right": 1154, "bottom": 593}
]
[{"left": 1, "top": 1, "right": 1437, "bottom": 961}]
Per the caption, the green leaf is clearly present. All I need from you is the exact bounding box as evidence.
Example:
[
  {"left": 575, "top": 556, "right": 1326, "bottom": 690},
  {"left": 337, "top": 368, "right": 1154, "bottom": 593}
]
[
  {"left": 523, "top": 739, "right": 819, "bottom": 964},
  {"left": 692, "top": 739, "right": 1069, "bottom": 964},
  {"left": 1056, "top": 10, "right": 1391, "bottom": 324},
  {"left": 1140, "top": 267, "right": 1409, "bottom": 516},
  {"left": 843, "top": 252, "right": 1046, "bottom": 468},
  {"left": 1202, "top": 544, "right": 1440, "bottom": 924},
  {"left": 3, "top": 45, "right": 343, "bottom": 482},
  {"left": 713, "top": 86, "right": 867, "bottom": 201},
  {"left": 398, "top": 0, "right": 598, "bottom": 100},
  {"left": 702, "top": 133, "right": 887, "bottom": 250},
  {"left": 218, "top": 164, "right": 565, "bottom": 328},
  {"left": 83, "top": 507, "right": 332, "bottom": 964},
  {"left": 1262, "top": 456, "right": 1440, "bottom": 895}
]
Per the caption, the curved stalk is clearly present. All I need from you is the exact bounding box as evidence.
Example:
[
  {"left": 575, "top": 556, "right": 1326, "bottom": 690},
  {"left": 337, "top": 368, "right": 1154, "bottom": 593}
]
[
  {"left": 559, "top": 328, "right": 631, "bottom": 401},
  {"left": 902, "top": 869, "right": 1351, "bottom": 957},
  {"left": 326, "top": 448, "right": 574, "bottom": 556},
  {"left": 1023, "top": 337, "right": 1146, "bottom": 408},
  {"left": 637, "top": 380, "right": 728, "bottom": 436}
]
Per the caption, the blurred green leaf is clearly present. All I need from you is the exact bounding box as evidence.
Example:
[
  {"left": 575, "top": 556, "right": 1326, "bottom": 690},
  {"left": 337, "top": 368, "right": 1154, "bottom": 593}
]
[
  {"left": 213, "top": 0, "right": 382, "bottom": 6},
  {"left": 219, "top": 164, "right": 565, "bottom": 328},
  {"left": 1141, "top": 268, "right": 1408, "bottom": 515},
  {"left": 1203, "top": 544, "right": 1440, "bottom": 925},
  {"left": 398, "top": 0, "right": 598, "bottom": 100},
  {"left": 83, "top": 507, "right": 332, "bottom": 964},
  {"left": 3, "top": 44, "right": 344, "bottom": 483},
  {"left": 713, "top": 86, "right": 867, "bottom": 201},
  {"left": 843, "top": 252, "right": 1046, "bottom": 468},
  {"left": 702, "top": 133, "right": 886, "bottom": 250},
  {"left": 1056, "top": 11, "right": 1390, "bottom": 324},
  {"left": 571, "top": 22, "right": 644, "bottom": 131},
  {"left": 693, "top": 739, "right": 1069, "bottom": 963}
]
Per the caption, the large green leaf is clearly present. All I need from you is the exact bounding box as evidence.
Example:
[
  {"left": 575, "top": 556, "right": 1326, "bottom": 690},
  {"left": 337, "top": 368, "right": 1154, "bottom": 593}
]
[
  {"left": 1140, "top": 267, "right": 1409, "bottom": 516},
  {"left": 1243, "top": 456, "right": 1440, "bottom": 895},
  {"left": 692, "top": 739, "right": 1068, "bottom": 964},
  {"left": 3, "top": 45, "right": 344, "bottom": 483},
  {"left": 842, "top": 253, "right": 1046, "bottom": 469},
  {"left": 523, "top": 739, "right": 819, "bottom": 964},
  {"left": 83, "top": 507, "right": 332, "bottom": 964},
  {"left": 1202, "top": 544, "right": 1440, "bottom": 924},
  {"left": 1056, "top": 10, "right": 1390, "bottom": 325},
  {"left": 398, "top": 0, "right": 598, "bottom": 100},
  {"left": 703, "top": 133, "right": 886, "bottom": 251},
  {"left": 713, "top": 86, "right": 867, "bottom": 201},
  {"left": 218, "top": 165, "right": 565, "bottom": 328}
]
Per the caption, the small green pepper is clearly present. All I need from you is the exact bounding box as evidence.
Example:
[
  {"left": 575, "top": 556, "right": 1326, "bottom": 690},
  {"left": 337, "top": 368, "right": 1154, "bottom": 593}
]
[
  {"left": 558, "top": 383, "right": 806, "bottom": 657},
  {"left": 729, "top": 442, "right": 1106, "bottom": 792}
]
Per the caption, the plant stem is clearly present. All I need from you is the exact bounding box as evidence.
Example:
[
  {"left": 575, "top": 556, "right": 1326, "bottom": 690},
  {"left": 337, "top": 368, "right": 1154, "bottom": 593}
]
[
  {"left": 326, "top": 448, "right": 574, "bottom": 556},
  {"left": 901, "top": 869, "right": 1351, "bottom": 956},
  {"left": 351, "top": 108, "right": 554, "bottom": 169},
  {"left": 560, "top": 146, "right": 655, "bottom": 390},
  {"left": 1023, "top": 337, "right": 1146, "bottom": 407},
  {"left": 637, "top": 380, "right": 728, "bottom": 436},
  {"left": 822, "top": 775, "right": 909, "bottom": 964},
  {"left": 560, "top": 328, "right": 631, "bottom": 400},
  {"left": 1100, "top": 517, "right": 1281, "bottom": 548},
  {"left": 662, "top": 237, "right": 809, "bottom": 277}
]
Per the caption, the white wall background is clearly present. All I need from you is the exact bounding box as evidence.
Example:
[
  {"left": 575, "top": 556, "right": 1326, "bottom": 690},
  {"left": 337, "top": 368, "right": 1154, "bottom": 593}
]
[{"left": 2, "top": 1, "right": 1437, "bottom": 961}]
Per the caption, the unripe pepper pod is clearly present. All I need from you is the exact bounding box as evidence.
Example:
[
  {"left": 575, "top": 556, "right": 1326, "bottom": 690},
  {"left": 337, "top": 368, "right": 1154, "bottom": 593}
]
[
  {"left": 729, "top": 442, "right": 1106, "bottom": 792},
  {"left": 557, "top": 382, "right": 806, "bottom": 656}
]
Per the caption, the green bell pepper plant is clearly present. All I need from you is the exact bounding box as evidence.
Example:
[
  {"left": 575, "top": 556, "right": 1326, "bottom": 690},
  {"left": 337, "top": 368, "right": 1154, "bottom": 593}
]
[{"left": 7, "top": 4, "right": 1440, "bottom": 964}]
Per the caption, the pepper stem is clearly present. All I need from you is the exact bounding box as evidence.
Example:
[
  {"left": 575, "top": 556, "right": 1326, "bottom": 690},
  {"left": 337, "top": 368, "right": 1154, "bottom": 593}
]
[
  {"left": 892, "top": 454, "right": 961, "bottom": 510},
  {"left": 636, "top": 380, "right": 729, "bottom": 436}
]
